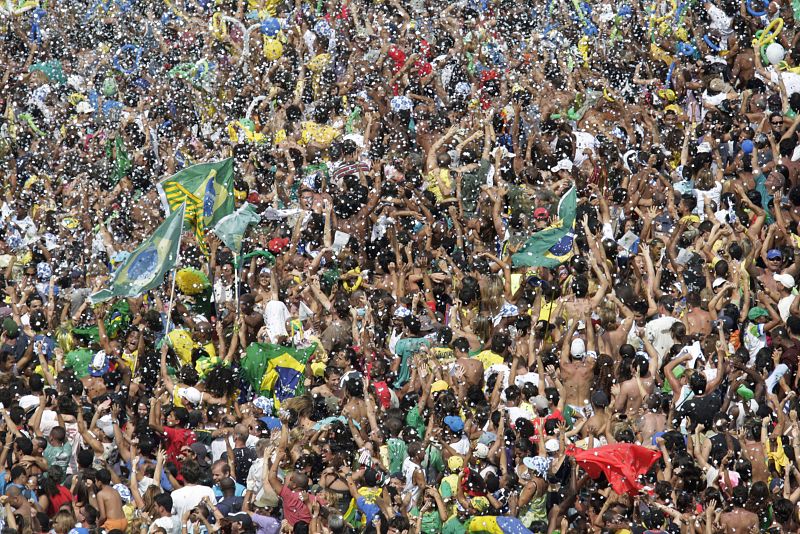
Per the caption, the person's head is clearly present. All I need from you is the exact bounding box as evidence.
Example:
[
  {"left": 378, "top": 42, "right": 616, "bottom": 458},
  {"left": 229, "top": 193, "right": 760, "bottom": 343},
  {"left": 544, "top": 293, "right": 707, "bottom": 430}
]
[
  {"left": 95, "top": 468, "right": 112, "bottom": 488},
  {"left": 154, "top": 493, "right": 173, "bottom": 518},
  {"left": 181, "top": 461, "right": 202, "bottom": 485},
  {"left": 288, "top": 471, "right": 309, "bottom": 491},
  {"left": 49, "top": 426, "right": 66, "bottom": 446},
  {"left": 211, "top": 459, "right": 231, "bottom": 485},
  {"left": 51, "top": 510, "right": 76, "bottom": 534}
]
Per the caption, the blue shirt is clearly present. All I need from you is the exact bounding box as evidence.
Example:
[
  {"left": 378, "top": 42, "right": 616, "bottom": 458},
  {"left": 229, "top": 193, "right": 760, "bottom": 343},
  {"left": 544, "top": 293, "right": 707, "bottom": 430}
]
[{"left": 213, "top": 481, "right": 246, "bottom": 498}]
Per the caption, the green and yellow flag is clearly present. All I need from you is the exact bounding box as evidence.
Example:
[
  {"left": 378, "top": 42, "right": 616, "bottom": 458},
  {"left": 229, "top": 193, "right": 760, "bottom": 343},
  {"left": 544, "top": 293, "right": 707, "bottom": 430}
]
[
  {"left": 89, "top": 204, "right": 185, "bottom": 304},
  {"left": 240, "top": 342, "right": 316, "bottom": 408},
  {"left": 156, "top": 159, "right": 235, "bottom": 252},
  {"left": 511, "top": 185, "right": 577, "bottom": 268}
]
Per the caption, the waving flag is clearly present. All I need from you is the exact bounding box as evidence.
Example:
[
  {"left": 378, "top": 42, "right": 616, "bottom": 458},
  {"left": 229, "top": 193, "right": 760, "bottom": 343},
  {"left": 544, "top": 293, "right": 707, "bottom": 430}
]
[
  {"left": 157, "top": 159, "right": 235, "bottom": 253},
  {"left": 512, "top": 185, "right": 577, "bottom": 268},
  {"left": 90, "top": 204, "right": 185, "bottom": 303},
  {"left": 567, "top": 443, "right": 661, "bottom": 495},
  {"left": 240, "top": 342, "right": 316, "bottom": 408},
  {"left": 213, "top": 202, "right": 261, "bottom": 254}
]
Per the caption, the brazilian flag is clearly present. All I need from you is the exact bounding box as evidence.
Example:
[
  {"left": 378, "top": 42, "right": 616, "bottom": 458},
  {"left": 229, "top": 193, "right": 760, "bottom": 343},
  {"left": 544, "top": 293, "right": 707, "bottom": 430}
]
[
  {"left": 240, "top": 342, "right": 316, "bottom": 408},
  {"left": 511, "top": 185, "right": 577, "bottom": 268},
  {"left": 89, "top": 204, "right": 185, "bottom": 303},
  {"left": 156, "top": 159, "right": 235, "bottom": 253}
]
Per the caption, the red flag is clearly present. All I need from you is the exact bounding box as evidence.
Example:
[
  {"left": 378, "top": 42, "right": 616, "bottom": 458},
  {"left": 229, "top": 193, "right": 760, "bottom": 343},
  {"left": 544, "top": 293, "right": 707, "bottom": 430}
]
[{"left": 566, "top": 444, "right": 661, "bottom": 495}]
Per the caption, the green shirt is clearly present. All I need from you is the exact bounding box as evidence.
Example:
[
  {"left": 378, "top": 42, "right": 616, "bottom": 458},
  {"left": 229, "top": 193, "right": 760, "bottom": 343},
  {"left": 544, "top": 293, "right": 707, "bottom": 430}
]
[
  {"left": 442, "top": 517, "right": 466, "bottom": 534},
  {"left": 387, "top": 438, "right": 408, "bottom": 475},
  {"left": 44, "top": 443, "right": 72, "bottom": 471},
  {"left": 65, "top": 348, "right": 94, "bottom": 379},
  {"left": 393, "top": 337, "right": 431, "bottom": 387}
]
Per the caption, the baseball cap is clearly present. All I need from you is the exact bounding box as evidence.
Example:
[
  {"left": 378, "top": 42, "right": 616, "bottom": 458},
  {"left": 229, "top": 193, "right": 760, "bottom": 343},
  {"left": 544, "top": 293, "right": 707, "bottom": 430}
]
[
  {"left": 444, "top": 415, "right": 464, "bottom": 433},
  {"left": 748, "top": 306, "right": 769, "bottom": 321},
  {"left": 431, "top": 380, "right": 449, "bottom": 394},
  {"left": 532, "top": 395, "right": 549, "bottom": 411},
  {"left": 767, "top": 248, "right": 783, "bottom": 260},
  {"left": 533, "top": 207, "right": 549, "bottom": 220},
  {"left": 177, "top": 387, "right": 203, "bottom": 406},
  {"left": 712, "top": 277, "right": 726, "bottom": 289},
  {"left": 570, "top": 338, "right": 586, "bottom": 358},
  {"left": 2, "top": 318, "right": 18, "bottom": 339},
  {"left": 474, "top": 443, "right": 489, "bottom": 459},
  {"left": 447, "top": 456, "right": 464, "bottom": 471},
  {"left": 550, "top": 158, "right": 573, "bottom": 173},
  {"left": 544, "top": 439, "right": 559, "bottom": 453},
  {"left": 190, "top": 443, "right": 211, "bottom": 468},
  {"left": 773, "top": 273, "right": 795, "bottom": 289},
  {"left": 226, "top": 513, "right": 253, "bottom": 528}
]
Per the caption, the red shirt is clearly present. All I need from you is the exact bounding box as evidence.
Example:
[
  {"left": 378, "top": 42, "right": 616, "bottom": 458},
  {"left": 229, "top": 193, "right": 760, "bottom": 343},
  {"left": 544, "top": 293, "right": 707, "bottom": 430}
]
[
  {"left": 46, "top": 485, "right": 74, "bottom": 517},
  {"left": 279, "top": 486, "right": 326, "bottom": 526},
  {"left": 162, "top": 426, "right": 196, "bottom": 465}
]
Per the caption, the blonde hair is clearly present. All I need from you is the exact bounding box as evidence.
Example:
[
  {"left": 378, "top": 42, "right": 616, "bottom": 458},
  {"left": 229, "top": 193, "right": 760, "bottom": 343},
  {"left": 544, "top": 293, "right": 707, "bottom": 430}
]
[
  {"left": 481, "top": 275, "right": 505, "bottom": 315},
  {"left": 283, "top": 395, "right": 312, "bottom": 417},
  {"left": 52, "top": 511, "right": 76, "bottom": 534},
  {"left": 471, "top": 315, "right": 492, "bottom": 345}
]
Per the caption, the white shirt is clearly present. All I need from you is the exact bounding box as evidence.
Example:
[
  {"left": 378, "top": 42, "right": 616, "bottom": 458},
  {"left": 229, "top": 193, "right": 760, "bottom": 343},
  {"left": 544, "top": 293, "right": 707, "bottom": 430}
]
[
  {"left": 645, "top": 315, "right": 679, "bottom": 365},
  {"left": 401, "top": 457, "right": 422, "bottom": 510},
  {"left": 778, "top": 294, "right": 796, "bottom": 322},
  {"left": 262, "top": 300, "right": 291, "bottom": 343},
  {"left": 170, "top": 484, "right": 216, "bottom": 520},
  {"left": 150, "top": 516, "right": 181, "bottom": 534}
]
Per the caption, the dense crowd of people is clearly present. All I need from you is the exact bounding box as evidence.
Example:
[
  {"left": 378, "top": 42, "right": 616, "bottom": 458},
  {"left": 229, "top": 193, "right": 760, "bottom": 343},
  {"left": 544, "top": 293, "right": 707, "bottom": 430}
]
[{"left": 4, "top": 0, "right": 800, "bottom": 532}]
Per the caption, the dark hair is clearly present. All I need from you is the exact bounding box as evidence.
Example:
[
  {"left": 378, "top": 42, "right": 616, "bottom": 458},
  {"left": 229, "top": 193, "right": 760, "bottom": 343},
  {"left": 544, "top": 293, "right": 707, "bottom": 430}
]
[
  {"left": 96, "top": 469, "right": 112, "bottom": 486},
  {"left": 181, "top": 461, "right": 202, "bottom": 484}
]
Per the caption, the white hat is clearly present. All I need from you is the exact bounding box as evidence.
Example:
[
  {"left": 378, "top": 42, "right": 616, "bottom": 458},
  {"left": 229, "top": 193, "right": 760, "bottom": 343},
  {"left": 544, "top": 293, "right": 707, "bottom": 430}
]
[
  {"left": 544, "top": 438, "right": 559, "bottom": 453},
  {"left": 177, "top": 387, "right": 202, "bottom": 406},
  {"left": 474, "top": 443, "right": 489, "bottom": 459},
  {"left": 773, "top": 272, "right": 795, "bottom": 289},
  {"left": 550, "top": 158, "right": 574, "bottom": 173},
  {"left": 712, "top": 277, "right": 726, "bottom": 289},
  {"left": 97, "top": 414, "right": 115, "bottom": 438},
  {"left": 570, "top": 338, "right": 586, "bottom": 358}
]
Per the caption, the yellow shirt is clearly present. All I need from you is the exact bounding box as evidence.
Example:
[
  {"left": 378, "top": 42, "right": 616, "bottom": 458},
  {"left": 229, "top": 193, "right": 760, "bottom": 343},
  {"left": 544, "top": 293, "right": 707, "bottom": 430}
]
[{"left": 473, "top": 350, "right": 504, "bottom": 370}]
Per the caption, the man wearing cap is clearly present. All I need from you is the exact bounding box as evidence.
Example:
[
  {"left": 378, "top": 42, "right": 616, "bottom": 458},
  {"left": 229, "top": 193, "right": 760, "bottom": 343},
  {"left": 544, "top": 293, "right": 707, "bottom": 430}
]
[
  {"left": 743, "top": 301, "right": 782, "bottom": 365},
  {"left": 760, "top": 248, "right": 787, "bottom": 293},
  {"left": 773, "top": 272, "right": 797, "bottom": 322},
  {"left": 558, "top": 320, "right": 596, "bottom": 416}
]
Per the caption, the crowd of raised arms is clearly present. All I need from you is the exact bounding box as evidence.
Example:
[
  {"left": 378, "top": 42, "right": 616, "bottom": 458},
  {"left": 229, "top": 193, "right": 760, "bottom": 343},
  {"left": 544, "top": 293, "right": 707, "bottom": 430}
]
[{"left": 6, "top": 0, "right": 800, "bottom": 533}]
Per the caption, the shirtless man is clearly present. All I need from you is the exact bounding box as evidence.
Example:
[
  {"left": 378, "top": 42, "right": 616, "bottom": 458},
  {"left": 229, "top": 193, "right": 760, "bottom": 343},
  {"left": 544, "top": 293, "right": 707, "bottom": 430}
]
[
  {"left": 453, "top": 337, "right": 484, "bottom": 387},
  {"left": 341, "top": 375, "right": 369, "bottom": 429},
  {"left": 311, "top": 366, "right": 345, "bottom": 401},
  {"left": 612, "top": 353, "right": 655, "bottom": 416},
  {"left": 683, "top": 292, "right": 712, "bottom": 336},
  {"left": 741, "top": 418, "right": 770, "bottom": 485},
  {"left": 635, "top": 394, "right": 668, "bottom": 446},
  {"left": 559, "top": 318, "right": 596, "bottom": 416},
  {"left": 95, "top": 468, "right": 127, "bottom": 531},
  {"left": 719, "top": 486, "right": 759, "bottom": 534}
]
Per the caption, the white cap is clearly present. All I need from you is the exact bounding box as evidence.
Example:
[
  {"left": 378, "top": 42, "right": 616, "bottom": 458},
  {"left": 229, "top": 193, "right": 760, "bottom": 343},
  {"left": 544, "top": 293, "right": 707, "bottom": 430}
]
[
  {"left": 712, "top": 277, "right": 726, "bottom": 289},
  {"left": 551, "top": 158, "right": 574, "bottom": 173},
  {"left": 177, "top": 387, "right": 202, "bottom": 406},
  {"left": 474, "top": 443, "right": 489, "bottom": 459},
  {"left": 76, "top": 101, "right": 94, "bottom": 114},
  {"left": 544, "top": 439, "right": 559, "bottom": 452},
  {"left": 773, "top": 272, "right": 795, "bottom": 289},
  {"left": 570, "top": 338, "right": 586, "bottom": 358}
]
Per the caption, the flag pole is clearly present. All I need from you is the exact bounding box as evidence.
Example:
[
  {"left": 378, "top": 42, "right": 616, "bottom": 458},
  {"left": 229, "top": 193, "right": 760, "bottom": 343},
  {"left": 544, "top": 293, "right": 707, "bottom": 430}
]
[
  {"left": 165, "top": 205, "right": 186, "bottom": 335},
  {"left": 234, "top": 252, "right": 240, "bottom": 321}
]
